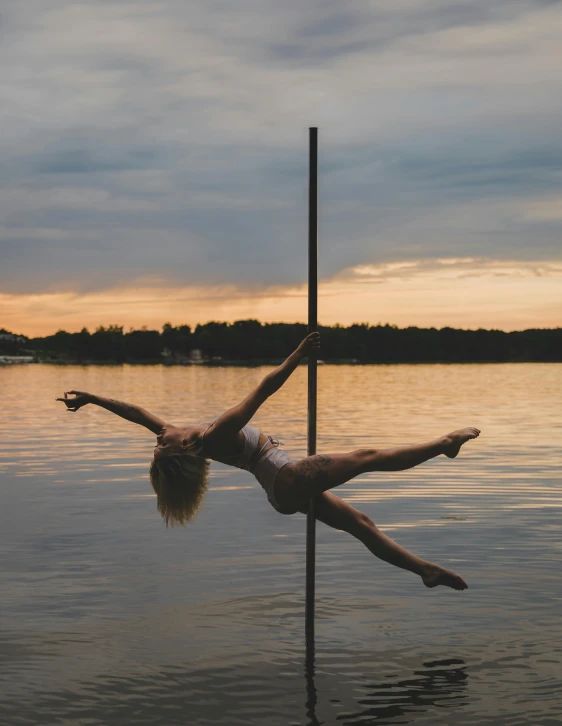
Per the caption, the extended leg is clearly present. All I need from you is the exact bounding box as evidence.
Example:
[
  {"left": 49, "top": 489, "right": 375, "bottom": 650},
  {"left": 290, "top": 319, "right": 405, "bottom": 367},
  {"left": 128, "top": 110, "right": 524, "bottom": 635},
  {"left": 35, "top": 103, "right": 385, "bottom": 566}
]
[
  {"left": 361, "top": 427, "right": 481, "bottom": 472},
  {"left": 276, "top": 427, "right": 480, "bottom": 505},
  {"left": 301, "top": 492, "right": 467, "bottom": 590}
]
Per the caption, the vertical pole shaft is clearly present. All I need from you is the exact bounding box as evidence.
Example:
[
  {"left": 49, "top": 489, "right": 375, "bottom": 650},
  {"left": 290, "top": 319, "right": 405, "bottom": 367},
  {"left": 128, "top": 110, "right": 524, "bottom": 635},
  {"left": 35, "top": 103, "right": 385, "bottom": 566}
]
[{"left": 306, "top": 127, "right": 318, "bottom": 647}]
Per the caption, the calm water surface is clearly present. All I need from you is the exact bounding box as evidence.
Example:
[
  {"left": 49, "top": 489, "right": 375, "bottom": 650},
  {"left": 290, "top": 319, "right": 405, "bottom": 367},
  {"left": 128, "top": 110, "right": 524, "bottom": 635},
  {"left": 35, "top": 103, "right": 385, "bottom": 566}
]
[{"left": 0, "top": 363, "right": 561, "bottom": 725}]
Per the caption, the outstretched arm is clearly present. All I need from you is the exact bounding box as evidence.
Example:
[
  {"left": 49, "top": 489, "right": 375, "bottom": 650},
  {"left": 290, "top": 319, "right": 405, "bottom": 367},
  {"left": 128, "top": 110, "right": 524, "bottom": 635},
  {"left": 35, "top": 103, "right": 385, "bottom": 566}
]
[
  {"left": 57, "top": 390, "right": 166, "bottom": 434},
  {"left": 205, "top": 332, "right": 320, "bottom": 442},
  {"left": 264, "top": 331, "right": 320, "bottom": 398}
]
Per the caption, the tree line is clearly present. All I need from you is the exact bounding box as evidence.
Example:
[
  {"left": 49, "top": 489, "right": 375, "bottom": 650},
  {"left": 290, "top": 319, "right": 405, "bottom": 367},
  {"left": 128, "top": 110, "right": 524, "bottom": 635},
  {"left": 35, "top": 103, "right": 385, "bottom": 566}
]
[{"left": 2, "top": 321, "right": 561, "bottom": 363}]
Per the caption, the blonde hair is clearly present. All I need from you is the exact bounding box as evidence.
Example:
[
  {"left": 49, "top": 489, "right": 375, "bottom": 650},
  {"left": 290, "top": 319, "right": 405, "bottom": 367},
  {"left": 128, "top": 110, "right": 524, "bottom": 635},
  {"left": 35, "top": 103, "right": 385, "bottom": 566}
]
[{"left": 149, "top": 452, "right": 210, "bottom": 526}]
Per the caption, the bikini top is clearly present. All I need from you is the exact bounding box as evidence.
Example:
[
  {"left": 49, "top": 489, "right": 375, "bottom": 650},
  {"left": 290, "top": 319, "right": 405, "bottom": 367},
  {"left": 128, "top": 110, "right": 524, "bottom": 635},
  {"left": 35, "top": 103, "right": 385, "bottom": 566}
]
[
  {"left": 188, "top": 419, "right": 246, "bottom": 465},
  {"left": 188, "top": 420, "right": 278, "bottom": 470}
]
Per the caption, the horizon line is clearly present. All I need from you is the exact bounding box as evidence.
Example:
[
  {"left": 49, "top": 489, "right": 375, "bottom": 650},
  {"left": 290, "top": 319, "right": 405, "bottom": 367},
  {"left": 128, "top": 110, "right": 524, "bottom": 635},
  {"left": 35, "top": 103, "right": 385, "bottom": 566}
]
[{"left": 3, "top": 320, "right": 561, "bottom": 340}]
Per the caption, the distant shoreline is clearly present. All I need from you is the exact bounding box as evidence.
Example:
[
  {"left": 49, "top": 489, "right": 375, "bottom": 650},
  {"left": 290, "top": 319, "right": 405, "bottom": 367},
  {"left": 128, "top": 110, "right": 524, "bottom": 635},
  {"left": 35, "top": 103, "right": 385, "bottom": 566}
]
[
  {"left": 5, "top": 358, "right": 560, "bottom": 367},
  {"left": 2, "top": 321, "right": 561, "bottom": 364}
]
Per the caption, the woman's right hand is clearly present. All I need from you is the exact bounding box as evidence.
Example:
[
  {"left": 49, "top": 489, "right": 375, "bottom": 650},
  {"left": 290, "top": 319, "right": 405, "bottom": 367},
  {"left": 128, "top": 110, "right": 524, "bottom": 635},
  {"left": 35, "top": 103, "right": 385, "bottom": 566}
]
[{"left": 56, "top": 390, "right": 93, "bottom": 412}]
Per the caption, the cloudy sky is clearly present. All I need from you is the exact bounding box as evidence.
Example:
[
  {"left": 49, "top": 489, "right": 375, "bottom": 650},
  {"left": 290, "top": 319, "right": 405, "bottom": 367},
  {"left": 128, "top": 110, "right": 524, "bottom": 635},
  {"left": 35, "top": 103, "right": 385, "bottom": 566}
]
[{"left": 2, "top": 0, "right": 561, "bottom": 335}]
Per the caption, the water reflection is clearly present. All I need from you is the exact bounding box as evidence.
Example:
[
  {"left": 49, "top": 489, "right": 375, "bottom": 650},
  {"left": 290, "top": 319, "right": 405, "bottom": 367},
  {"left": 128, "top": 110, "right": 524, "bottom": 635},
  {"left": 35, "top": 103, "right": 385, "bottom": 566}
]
[
  {"left": 0, "top": 634, "right": 471, "bottom": 726},
  {"left": 333, "top": 657, "right": 468, "bottom": 725},
  {"left": 305, "top": 635, "right": 319, "bottom": 726},
  {"left": 1, "top": 363, "right": 562, "bottom": 724},
  {"left": 303, "top": 642, "right": 468, "bottom": 726}
]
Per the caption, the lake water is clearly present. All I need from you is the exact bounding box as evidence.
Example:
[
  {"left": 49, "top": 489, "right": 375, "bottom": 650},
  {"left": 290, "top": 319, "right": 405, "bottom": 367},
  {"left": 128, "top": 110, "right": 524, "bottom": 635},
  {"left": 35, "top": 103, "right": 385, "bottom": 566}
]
[{"left": 1, "top": 363, "right": 561, "bottom": 725}]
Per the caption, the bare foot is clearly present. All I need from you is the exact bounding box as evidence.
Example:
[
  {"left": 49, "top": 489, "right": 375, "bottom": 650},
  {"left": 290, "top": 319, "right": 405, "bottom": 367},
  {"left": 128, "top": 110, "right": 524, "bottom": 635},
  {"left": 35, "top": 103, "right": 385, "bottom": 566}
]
[
  {"left": 442, "top": 427, "right": 480, "bottom": 458},
  {"left": 422, "top": 564, "right": 468, "bottom": 591}
]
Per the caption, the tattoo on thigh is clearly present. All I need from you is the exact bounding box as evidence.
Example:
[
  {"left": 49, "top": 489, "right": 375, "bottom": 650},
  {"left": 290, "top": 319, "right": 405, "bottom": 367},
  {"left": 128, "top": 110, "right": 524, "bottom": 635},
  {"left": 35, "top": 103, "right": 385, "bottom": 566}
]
[{"left": 293, "top": 454, "right": 334, "bottom": 487}]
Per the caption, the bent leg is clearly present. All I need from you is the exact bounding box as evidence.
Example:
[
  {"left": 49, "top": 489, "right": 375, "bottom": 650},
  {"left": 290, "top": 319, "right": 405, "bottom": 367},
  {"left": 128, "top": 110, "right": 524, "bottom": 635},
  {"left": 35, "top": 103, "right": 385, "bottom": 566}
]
[
  {"left": 300, "top": 492, "right": 468, "bottom": 590},
  {"left": 301, "top": 492, "right": 429, "bottom": 577}
]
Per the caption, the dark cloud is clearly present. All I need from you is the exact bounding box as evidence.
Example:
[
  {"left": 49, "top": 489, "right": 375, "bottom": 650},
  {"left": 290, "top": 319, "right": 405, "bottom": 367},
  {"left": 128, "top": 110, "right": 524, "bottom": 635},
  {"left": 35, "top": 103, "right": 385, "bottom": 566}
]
[
  {"left": 260, "top": 1, "right": 562, "bottom": 64},
  {"left": 36, "top": 147, "right": 163, "bottom": 174},
  {"left": 1, "top": 0, "right": 561, "bottom": 295}
]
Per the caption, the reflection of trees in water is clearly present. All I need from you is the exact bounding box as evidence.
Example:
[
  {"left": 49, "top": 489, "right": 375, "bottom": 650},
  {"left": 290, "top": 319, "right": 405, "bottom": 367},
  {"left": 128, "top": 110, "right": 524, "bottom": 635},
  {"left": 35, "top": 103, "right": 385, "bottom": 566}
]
[{"left": 333, "top": 657, "right": 469, "bottom": 725}]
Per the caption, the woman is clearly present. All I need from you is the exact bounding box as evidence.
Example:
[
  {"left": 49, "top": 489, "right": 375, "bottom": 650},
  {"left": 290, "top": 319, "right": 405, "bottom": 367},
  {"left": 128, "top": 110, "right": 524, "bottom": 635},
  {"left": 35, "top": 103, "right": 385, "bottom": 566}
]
[{"left": 57, "top": 332, "right": 480, "bottom": 591}]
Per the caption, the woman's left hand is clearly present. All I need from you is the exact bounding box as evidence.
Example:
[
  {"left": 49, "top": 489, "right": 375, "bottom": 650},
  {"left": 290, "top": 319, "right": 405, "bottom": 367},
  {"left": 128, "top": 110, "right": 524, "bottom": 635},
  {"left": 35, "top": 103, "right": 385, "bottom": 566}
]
[{"left": 298, "top": 332, "right": 321, "bottom": 356}]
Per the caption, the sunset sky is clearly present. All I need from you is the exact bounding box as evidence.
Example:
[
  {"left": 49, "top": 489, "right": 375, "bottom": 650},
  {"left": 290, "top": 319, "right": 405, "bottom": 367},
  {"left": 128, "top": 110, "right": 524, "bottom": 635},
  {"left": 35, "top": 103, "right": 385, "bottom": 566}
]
[{"left": 2, "top": 0, "right": 561, "bottom": 337}]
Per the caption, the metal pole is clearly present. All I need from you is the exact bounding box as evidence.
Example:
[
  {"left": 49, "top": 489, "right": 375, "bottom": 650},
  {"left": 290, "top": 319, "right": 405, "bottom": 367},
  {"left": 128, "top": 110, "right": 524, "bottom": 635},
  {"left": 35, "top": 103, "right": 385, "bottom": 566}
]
[{"left": 306, "top": 127, "right": 318, "bottom": 647}]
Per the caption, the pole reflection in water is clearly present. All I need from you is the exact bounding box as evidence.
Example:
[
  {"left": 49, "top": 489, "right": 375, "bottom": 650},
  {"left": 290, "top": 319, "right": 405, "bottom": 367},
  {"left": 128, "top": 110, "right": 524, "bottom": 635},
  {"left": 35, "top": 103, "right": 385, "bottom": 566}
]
[{"left": 305, "top": 632, "right": 319, "bottom": 725}]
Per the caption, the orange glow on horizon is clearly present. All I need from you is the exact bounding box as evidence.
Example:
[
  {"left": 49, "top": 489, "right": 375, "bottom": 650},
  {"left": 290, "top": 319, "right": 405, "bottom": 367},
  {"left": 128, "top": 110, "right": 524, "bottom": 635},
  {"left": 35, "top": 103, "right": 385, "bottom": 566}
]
[{"left": 2, "top": 259, "right": 561, "bottom": 337}]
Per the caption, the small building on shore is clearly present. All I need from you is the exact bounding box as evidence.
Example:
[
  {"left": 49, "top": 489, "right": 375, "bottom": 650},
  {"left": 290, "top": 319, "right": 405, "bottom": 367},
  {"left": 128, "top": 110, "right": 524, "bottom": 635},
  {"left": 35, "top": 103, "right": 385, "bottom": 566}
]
[
  {"left": 0, "top": 355, "right": 36, "bottom": 365},
  {"left": 189, "top": 348, "right": 204, "bottom": 364}
]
